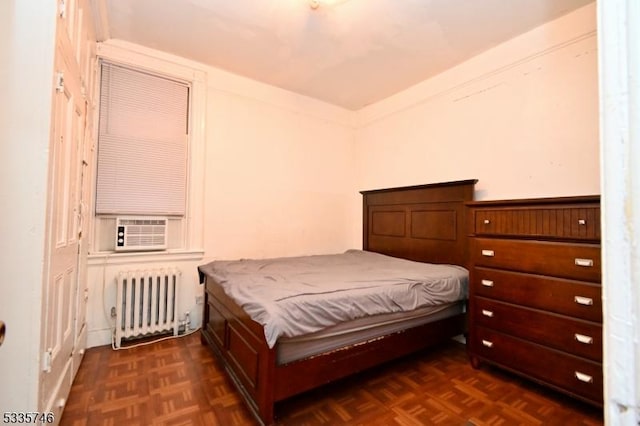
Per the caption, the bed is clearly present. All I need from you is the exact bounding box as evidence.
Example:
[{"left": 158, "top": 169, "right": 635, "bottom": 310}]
[{"left": 199, "top": 179, "right": 477, "bottom": 425}]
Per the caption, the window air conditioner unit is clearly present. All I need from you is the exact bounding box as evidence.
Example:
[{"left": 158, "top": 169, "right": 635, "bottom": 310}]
[{"left": 115, "top": 216, "right": 168, "bottom": 252}]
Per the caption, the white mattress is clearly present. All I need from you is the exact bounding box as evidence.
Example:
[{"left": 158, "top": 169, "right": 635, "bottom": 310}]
[{"left": 276, "top": 301, "right": 464, "bottom": 364}]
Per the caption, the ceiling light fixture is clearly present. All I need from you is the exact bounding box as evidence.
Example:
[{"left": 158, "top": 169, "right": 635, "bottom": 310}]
[{"left": 309, "top": 0, "right": 351, "bottom": 10}]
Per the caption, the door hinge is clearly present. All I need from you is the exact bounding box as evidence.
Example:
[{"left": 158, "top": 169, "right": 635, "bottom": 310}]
[
  {"left": 43, "top": 348, "right": 53, "bottom": 373},
  {"left": 55, "top": 72, "right": 65, "bottom": 93},
  {"left": 58, "top": 0, "right": 66, "bottom": 18}
]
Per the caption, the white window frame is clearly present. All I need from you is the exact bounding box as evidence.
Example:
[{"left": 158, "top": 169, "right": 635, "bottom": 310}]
[{"left": 92, "top": 41, "right": 206, "bottom": 254}]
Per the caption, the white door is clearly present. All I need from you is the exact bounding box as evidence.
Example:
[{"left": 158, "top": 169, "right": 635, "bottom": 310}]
[
  {"left": 72, "top": 68, "right": 94, "bottom": 378},
  {"left": 40, "top": 39, "right": 86, "bottom": 418}
]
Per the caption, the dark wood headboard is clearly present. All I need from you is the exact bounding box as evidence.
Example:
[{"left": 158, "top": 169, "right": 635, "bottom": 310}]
[{"left": 361, "top": 179, "right": 477, "bottom": 265}]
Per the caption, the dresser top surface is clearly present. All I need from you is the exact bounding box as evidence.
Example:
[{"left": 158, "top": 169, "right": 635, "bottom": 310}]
[{"left": 466, "top": 195, "right": 600, "bottom": 208}]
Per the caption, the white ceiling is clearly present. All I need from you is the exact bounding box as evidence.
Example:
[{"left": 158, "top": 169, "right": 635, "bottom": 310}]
[{"left": 94, "top": 0, "right": 594, "bottom": 110}]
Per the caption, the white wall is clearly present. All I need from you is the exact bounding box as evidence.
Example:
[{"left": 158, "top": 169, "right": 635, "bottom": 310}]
[
  {"left": 354, "top": 3, "right": 599, "bottom": 201},
  {"left": 204, "top": 88, "right": 358, "bottom": 260},
  {"left": 86, "top": 42, "right": 360, "bottom": 347},
  {"left": 0, "top": 1, "right": 57, "bottom": 412}
]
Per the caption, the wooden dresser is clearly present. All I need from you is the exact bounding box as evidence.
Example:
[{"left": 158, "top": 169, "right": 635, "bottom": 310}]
[{"left": 466, "top": 196, "right": 602, "bottom": 406}]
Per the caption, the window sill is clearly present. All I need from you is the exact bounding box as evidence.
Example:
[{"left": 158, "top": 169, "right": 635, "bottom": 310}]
[{"left": 87, "top": 249, "right": 204, "bottom": 266}]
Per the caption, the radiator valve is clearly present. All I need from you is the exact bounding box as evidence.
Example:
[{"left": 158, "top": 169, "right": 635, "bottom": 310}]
[{"left": 184, "top": 311, "right": 190, "bottom": 331}]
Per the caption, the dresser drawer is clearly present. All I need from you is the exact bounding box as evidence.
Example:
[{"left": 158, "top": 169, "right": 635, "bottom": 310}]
[
  {"left": 471, "top": 267, "right": 602, "bottom": 322},
  {"left": 472, "top": 297, "right": 602, "bottom": 361},
  {"left": 472, "top": 327, "right": 603, "bottom": 404},
  {"left": 472, "top": 238, "right": 601, "bottom": 282},
  {"left": 473, "top": 206, "right": 600, "bottom": 240}
]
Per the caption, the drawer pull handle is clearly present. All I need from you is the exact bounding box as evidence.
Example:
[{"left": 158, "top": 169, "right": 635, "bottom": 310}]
[
  {"left": 574, "top": 296, "right": 594, "bottom": 306},
  {"left": 574, "top": 333, "right": 594, "bottom": 345},
  {"left": 481, "top": 249, "right": 495, "bottom": 257},
  {"left": 575, "top": 371, "right": 594, "bottom": 383},
  {"left": 483, "top": 219, "right": 491, "bottom": 224},
  {"left": 575, "top": 258, "right": 594, "bottom": 267},
  {"left": 482, "top": 339, "right": 493, "bottom": 348},
  {"left": 481, "top": 279, "right": 494, "bottom": 287},
  {"left": 481, "top": 309, "right": 494, "bottom": 318},
  {"left": 578, "top": 219, "right": 586, "bottom": 225}
]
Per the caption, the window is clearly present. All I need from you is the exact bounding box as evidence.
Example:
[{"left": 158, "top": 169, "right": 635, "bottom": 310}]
[
  {"left": 90, "top": 43, "right": 206, "bottom": 254},
  {"left": 95, "top": 62, "right": 189, "bottom": 216}
]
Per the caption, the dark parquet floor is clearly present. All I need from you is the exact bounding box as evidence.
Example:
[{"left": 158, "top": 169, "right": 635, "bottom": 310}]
[{"left": 60, "top": 331, "right": 603, "bottom": 426}]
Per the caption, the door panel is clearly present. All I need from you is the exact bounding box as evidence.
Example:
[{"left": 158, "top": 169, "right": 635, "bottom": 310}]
[
  {"left": 41, "top": 36, "right": 85, "bottom": 419},
  {"left": 72, "top": 52, "right": 94, "bottom": 379}
]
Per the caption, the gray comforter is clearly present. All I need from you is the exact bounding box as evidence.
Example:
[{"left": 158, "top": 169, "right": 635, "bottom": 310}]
[{"left": 198, "top": 249, "right": 468, "bottom": 348}]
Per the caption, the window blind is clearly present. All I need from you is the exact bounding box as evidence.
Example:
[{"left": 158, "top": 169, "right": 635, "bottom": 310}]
[{"left": 95, "top": 63, "right": 189, "bottom": 215}]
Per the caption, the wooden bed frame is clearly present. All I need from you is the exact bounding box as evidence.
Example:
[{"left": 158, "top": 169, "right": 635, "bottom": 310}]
[{"left": 200, "top": 179, "right": 477, "bottom": 425}]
